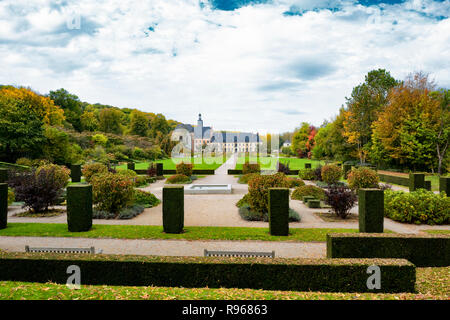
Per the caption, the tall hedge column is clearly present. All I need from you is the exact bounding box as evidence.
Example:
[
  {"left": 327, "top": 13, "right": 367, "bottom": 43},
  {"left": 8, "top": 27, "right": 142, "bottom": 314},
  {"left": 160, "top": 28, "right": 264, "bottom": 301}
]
[
  {"left": 409, "top": 173, "right": 425, "bottom": 192},
  {"left": 156, "top": 163, "right": 163, "bottom": 177},
  {"left": 163, "top": 186, "right": 184, "bottom": 233},
  {"left": 268, "top": 188, "right": 289, "bottom": 236},
  {"left": 67, "top": 185, "right": 93, "bottom": 232},
  {"left": 70, "top": 164, "right": 82, "bottom": 183},
  {"left": 439, "top": 177, "right": 449, "bottom": 196},
  {"left": 358, "top": 188, "right": 384, "bottom": 233},
  {"left": 0, "top": 169, "right": 7, "bottom": 183},
  {"left": 305, "top": 163, "right": 311, "bottom": 169},
  {"left": 127, "top": 162, "right": 135, "bottom": 171},
  {"left": 0, "top": 183, "right": 7, "bottom": 230}
]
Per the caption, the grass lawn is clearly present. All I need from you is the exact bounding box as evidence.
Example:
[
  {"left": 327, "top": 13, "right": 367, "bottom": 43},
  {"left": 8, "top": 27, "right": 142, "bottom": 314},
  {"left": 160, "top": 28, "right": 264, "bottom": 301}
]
[
  {"left": 235, "top": 157, "right": 324, "bottom": 170},
  {"left": 116, "top": 156, "right": 227, "bottom": 171},
  {"left": 423, "top": 230, "right": 450, "bottom": 235},
  {"left": 0, "top": 223, "right": 361, "bottom": 242},
  {"left": 0, "top": 267, "right": 447, "bottom": 300}
]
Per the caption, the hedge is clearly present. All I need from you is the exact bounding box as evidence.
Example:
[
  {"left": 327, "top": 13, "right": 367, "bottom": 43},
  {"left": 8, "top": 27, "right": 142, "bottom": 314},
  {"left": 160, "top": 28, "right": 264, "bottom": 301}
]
[
  {"left": 409, "top": 173, "right": 425, "bottom": 192},
  {"left": 70, "top": 164, "right": 82, "bottom": 183},
  {"left": 163, "top": 186, "right": 184, "bottom": 233},
  {"left": 0, "top": 252, "right": 416, "bottom": 293},
  {"left": 307, "top": 199, "right": 321, "bottom": 208},
  {"left": 156, "top": 163, "right": 163, "bottom": 177},
  {"left": 0, "top": 168, "right": 7, "bottom": 183},
  {"left": 66, "top": 185, "right": 92, "bottom": 232},
  {"left": 440, "top": 177, "right": 449, "bottom": 196},
  {"left": 0, "top": 183, "right": 7, "bottom": 230},
  {"left": 268, "top": 188, "right": 289, "bottom": 236},
  {"left": 127, "top": 162, "right": 135, "bottom": 171},
  {"left": 327, "top": 233, "right": 450, "bottom": 267},
  {"left": 378, "top": 173, "right": 409, "bottom": 187},
  {"left": 358, "top": 188, "right": 384, "bottom": 233},
  {"left": 134, "top": 169, "right": 215, "bottom": 175}
]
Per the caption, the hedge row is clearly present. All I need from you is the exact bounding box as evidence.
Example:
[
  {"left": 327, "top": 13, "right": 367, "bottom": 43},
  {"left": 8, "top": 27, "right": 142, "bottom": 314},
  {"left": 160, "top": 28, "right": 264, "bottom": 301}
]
[
  {"left": 0, "top": 252, "right": 415, "bottom": 293},
  {"left": 134, "top": 169, "right": 215, "bottom": 175},
  {"left": 327, "top": 233, "right": 450, "bottom": 267},
  {"left": 378, "top": 173, "right": 409, "bottom": 187}
]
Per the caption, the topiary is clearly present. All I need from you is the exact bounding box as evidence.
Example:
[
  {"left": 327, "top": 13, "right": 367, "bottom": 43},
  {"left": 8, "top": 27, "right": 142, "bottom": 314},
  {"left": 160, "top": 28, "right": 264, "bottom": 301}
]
[
  {"left": 91, "top": 172, "right": 134, "bottom": 215},
  {"left": 347, "top": 167, "right": 379, "bottom": 191},
  {"left": 176, "top": 162, "right": 193, "bottom": 177},
  {"left": 166, "top": 174, "right": 192, "bottom": 184},
  {"left": 247, "top": 173, "right": 289, "bottom": 214},
  {"left": 82, "top": 163, "right": 108, "bottom": 183},
  {"left": 321, "top": 164, "right": 342, "bottom": 185},
  {"left": 286, "top": 177, "right": 305, "bottom": 188},
  {"left": 291, "top": 185, "right": 325, "bottom": 201}
]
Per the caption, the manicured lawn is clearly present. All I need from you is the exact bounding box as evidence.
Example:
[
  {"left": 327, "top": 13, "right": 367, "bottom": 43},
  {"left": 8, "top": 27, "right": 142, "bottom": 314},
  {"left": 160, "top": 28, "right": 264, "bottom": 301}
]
[
  {"left": 0, "top": 267, "right": 447, "bottom": 300},
  {"left": 423, "top": 230, "right": 450, "bottom": 235},
  {"left": 235, "top": 157, "right": 324, "bottom": 170},
  {"left": 116, "top": 156, "right": 227, "bottom": 171},
  {"left": 0, "top": 223, "right": 361, "bottom": 242}
]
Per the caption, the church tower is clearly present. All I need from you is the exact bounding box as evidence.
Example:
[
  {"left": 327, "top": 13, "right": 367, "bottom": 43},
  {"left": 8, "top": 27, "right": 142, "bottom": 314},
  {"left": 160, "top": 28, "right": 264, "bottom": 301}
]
[{"left": 195, "top": 113, "right": 203, "bottom": 139}]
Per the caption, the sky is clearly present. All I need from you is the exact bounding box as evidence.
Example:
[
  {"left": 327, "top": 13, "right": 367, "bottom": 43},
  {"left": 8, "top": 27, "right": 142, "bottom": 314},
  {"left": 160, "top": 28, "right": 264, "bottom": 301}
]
[{"left": 0, "top": 0, "right": 449, "bottom": 134}]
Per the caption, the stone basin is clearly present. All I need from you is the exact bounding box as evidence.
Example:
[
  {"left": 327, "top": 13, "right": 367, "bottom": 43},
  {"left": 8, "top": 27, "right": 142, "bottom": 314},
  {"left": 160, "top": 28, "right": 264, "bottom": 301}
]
[{"left": 184, "top": 184, "right": 232, "bottom": 194}]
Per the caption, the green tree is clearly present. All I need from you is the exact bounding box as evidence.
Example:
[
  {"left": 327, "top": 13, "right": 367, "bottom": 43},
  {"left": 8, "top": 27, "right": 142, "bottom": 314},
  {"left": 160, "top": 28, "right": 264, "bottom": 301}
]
[
  {"left": 149, "top": 113, "right": 170, "bottom": 138},
  {"left": 291, "top": 122, "right": 310, "bottom": 157},
  {"left": 130, "top": 110, "right": 149, "bottom": 136},
  {"left": 42, "top": 126, "right": 82, "bottom": 164},
  {"left": 80, "top": 110, "right": 99, "bottom": 131},
  {"left": 49, "top": 88, "right": 83, "bottom": 131},
  {"left": 99, "top": 108, "right": 123, "bottom": 134}
]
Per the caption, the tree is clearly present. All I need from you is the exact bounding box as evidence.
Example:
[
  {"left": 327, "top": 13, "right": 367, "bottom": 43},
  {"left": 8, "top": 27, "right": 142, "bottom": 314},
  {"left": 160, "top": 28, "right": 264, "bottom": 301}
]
[
  {"left": 149, "top": 113, "right": 170, "bottom": 138},
  {"left": 130, "top": 110, "right": 149, "bottom": 136},
  {"left": 99, "top": 108, "right": 123, "bottom": 134},
  {"left": 42, "top": 126, "right": 82, "bottom": 165},
  {"left": 291, "top": 122, "right": 315, "bottom": 158},
  {"left": 80, "top": 110, "right": 99, "bottom": 131},
  {"left": 0, "top": 87, "right": 64, "bottom": 161},
  {"left": 431, "top": 88, "right": 450, "bottom": 175},
  {"left": 342, "top": 69, "right": 399, "bottom": 163},
  {"left": 49, "top": 88, "right": 83, "bottom": 131}
]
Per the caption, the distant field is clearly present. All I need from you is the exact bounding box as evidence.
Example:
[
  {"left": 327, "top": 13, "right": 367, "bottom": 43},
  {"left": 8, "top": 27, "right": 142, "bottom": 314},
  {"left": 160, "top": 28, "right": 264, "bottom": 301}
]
[
  {"left": 116, "top": 156, "right": 227, "bottom": 171},
  {"left": 235, "top": 156, "right": 324, "bottom": 170}
]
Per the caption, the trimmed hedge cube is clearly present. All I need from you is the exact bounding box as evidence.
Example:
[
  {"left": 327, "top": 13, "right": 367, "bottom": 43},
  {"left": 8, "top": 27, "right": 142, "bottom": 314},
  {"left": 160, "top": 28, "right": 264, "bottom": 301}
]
[
  {"left": 424, "top": 180, "right": 431, "bottom": 191},
  {"left": 163, "top": 186, "right": 184, "bottom": 234},
  {"left": 0, "top": 169, "right": 7, "bottom": 184},
  {"left": 127, "top": 162, "right": 135, "bottom": 171},
  {"left": 0, "top": 183, "right": 7, "bottom": 229},
  {"left": 70, "top": 164, "right": 82, "bottom": 183},
  {"left": 302, "top": 196, "right": 315, "bottom": 203},
  {"left": 409, "top": 173, "right": 425, "bottom": 192},
  {"left": 305, "top": 163, "right": 311, "bottom": 169},
  {"left": 66, "top": 184, "right": 92, "bottom": 232},
  {"left": 156, "top": 163, "right": 163, "bottom": 177},
  {"left": 343, "top": 164, "right": 352, "bottom": 178},
  {"left": 268, "top": 188, "right": 289, "bottom": 236},
  {"left": 439, "top": 177, "right": 449, "bottom": 196},
  {"left": 358, "top": 188, "right": 384, "bottom": 233},
  {"left": 307, "top": 199, "right": 321, "bottom": 208}
]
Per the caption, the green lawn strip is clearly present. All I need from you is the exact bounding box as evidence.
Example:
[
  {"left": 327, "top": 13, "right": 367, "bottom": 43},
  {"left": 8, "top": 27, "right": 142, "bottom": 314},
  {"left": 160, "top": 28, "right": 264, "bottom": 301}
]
[
  {"left": 0, "top": 223, "right": 359, "bottom": 242},
  {"left": 423, "top": 230, "right": 450, "bottom": 235},
  {"left": 116, "top": 158, "right": 224, "bottom": 171},
  {"left": 0, "top": 267, "right": 447, "bottom": 300},
  {"left": 235, "top": 157, "right": 323, "bottom": 170}
]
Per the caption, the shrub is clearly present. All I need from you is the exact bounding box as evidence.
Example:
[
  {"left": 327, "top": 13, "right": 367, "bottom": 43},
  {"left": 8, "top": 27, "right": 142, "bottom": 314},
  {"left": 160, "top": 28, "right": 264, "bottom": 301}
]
[
  {"left": 291, "top": 185, "right": 325, "bottom": 201},
  {"left": 312, "top": 165, "right": 323, "bottom": 181},
  {"left": 8, "top": 166, "right": 69, "bottom": 213},
  {"left": 247, "top": 173, "right": 289, "bottom": 214},
  {"left": 82, "top": 163, "right": 108, "bottom": 183},
  {"left": 324, "top": 186, "right": 357, "bottom": 219},
  {"left": 321, "top": 165, "right": 342, "bottom": 185},
  {"left": 15, "top": 158, "right": 33, "bottom": 167},
  {"left": 286, "top": 177, "right": 305, "bottom": 188},
  {"left": 93, "top": 204, "right": 145, "bottom": 219},
  {"left": 91, "top": 173, "right": 134, "bottom": 215},
  {"left": 133, "top": 189, "right": 160, "bottom": 208},
  {"left": 7, "top": 187, "right": 14, "bottom": 205},
  {"left": 166, "top": 174, "right": 192, "bottom": 184},
  {"left": 347, "top": 167, "right": 379, "bottom": 191},
  {"left": 236, "top": 193, "right": 251, "bottom": 208},
  {"left": 134, "top": 175, "right": 155, "bottom": 187},
  {"left": 277, "top": 161, "right": 291, "bottom": 175},
  {"left": 176, "top": 162, "right": 193, "bottom": 177},
  {"left": 298, "top": 168, "right": 315, "bottom": 180},
  {"left": 384, "top": 189, "right": 450, "bottom": 225},
  {"left": 116, "top": 168, "right": 137, "bottom": 178},
  {"left": 237, "top": 173, "right": 259, "bottom": 184},
  {"left": 242, "top": 162, "right": 260, "bottom": 174},
  {"left": 238, "top": 203, "right": 301, "bottom": 222}
]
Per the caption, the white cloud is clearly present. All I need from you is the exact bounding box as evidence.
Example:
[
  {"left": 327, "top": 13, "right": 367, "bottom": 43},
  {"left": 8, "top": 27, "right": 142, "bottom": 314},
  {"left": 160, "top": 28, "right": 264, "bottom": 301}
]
[{"left": 0, "top": 0, "right": 448, "bottom": 133}]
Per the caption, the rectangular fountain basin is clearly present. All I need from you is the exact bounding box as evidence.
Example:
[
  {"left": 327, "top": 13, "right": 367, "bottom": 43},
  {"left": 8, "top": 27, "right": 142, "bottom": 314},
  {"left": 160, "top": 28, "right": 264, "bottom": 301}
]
[{"left": 184, "top": 184, "right": 232, "bottom": 194}]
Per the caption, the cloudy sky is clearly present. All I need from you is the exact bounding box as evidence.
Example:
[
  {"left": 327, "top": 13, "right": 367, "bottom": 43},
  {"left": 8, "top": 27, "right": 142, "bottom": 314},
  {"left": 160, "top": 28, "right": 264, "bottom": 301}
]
[{"left": 0, "top": 0, "right": 449, "bottom": 133}]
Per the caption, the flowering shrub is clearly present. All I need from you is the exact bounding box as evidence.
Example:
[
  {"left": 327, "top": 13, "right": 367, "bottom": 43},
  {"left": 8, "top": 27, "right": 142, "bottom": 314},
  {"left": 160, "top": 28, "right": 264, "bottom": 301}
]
[
  {"left": 347, "top": 167, "right": 379, "bottom": 191},
  {"left": 298, "top": 168, "right": 315, "bottom": 180},
  {"left": 82, "top": 163, "right": 108, "bottom": 183},
  {"left": 247, "top": 173, "right": 289, "bottom": 214},
  {"left": 291, "top": 185, "right": 325, "bottom": 201},
  {"left": 384, "top": 189, "right": 449, "bottom": 225},
  {"left": 242, "top": 162, "right": 260, "bottom": 174},
  {"left": 91, "top": 173, "right": 134, "bottom": 215},
  {"left": 286, "top": 177, "right": 305, "bottom": 188},
  {"left": 176, "top": 162, "right": 193, "bottom": 176},
  {"left": 166, "top": 174, "right": 192, "bottom": 184},
  {"left": 321, "top": 165, "right": 342, "bottom": 185},
  {"left": 324, "top": 186, "right": 357, "bottom": 219},
  {"left": 238, "top": 173, "right": 259, "bottom": 184},
  {"left": 8, "top": 165, "right": 69, "bottom": 213}
]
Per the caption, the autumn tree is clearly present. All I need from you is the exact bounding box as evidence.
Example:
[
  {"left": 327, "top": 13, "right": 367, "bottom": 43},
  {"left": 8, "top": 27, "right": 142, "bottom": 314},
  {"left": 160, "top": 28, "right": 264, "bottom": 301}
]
[
  {"left": 130, "top": 110, "right": 149, "bottom": 137},
  {"left": 49, "top": 88, "right": 83, "bottom": 131},
  {"left": 99, "top": 108, "right": 124, "bottom": 134}
]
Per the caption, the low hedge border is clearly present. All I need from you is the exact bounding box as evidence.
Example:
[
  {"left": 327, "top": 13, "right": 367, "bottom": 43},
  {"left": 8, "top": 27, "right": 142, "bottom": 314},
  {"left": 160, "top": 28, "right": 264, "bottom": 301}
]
[
  {"left": 134, "top": 169, "right": 215, "bottom": 175},
  {"left": 0, "top": 252, "right": 415, "bottom": 293},
  {"left": 378, "top": 173, "right": 409, "bottom": 187},
  {"left": 327, "top": 233, "right": 450, "bottom": 267}
]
